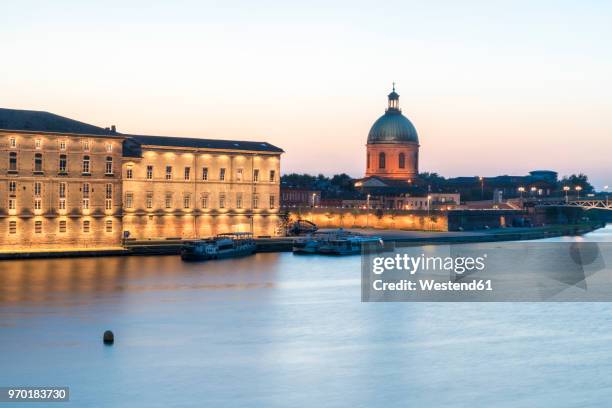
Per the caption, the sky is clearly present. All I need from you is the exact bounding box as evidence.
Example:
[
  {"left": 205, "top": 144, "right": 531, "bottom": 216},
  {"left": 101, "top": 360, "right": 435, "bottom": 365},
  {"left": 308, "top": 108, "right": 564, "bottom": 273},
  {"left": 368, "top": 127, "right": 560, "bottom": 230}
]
[{"left": 1, "top": 0, "right": 610, "bottom": 188}]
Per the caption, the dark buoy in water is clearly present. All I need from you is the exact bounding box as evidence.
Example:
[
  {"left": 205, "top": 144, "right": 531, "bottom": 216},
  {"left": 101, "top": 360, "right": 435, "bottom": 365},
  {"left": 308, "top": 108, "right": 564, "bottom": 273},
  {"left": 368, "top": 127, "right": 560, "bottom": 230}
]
[{"left": 103, "top": 330, "right": 114, "bottom": 345}]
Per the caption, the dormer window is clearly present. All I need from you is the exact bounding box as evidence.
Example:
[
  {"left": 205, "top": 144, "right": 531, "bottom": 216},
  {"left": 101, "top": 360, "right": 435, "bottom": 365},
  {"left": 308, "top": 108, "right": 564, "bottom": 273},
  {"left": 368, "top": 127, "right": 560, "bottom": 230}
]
[
  {"left": 83, "top": 140, "right": 90, "bottom": 151},
  {"left": 35, "top": 139, "right": 42, "bottom": 149},
  {"left": 106, "top": 143, "right": 113, "bottom": 153},
  {"left": 9, "top": 137, "right": 16, "bottom": 148},
  {"left": 59, "top": 140, "right": 67, "bottom": 150}
]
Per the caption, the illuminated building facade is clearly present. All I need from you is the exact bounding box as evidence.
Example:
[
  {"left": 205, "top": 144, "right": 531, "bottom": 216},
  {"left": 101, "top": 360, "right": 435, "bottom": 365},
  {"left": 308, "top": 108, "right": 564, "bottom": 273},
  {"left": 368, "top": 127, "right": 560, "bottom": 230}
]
[{"left": 0, "top": 109, "right": 282, "bottom": 249}]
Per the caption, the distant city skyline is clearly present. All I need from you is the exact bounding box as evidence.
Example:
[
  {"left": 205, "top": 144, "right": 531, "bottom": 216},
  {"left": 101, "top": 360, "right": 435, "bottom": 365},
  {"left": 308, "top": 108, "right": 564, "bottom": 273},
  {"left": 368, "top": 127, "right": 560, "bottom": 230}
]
[{"left": 1, "top": 0, "right": 610, "bottom": 188}]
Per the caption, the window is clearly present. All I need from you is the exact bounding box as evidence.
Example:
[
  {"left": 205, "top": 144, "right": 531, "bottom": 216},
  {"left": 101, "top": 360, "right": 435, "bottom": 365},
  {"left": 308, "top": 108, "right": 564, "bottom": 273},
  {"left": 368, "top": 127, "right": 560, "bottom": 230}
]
[
  {"left": 184, "top": 167, "right": 191, "bottom": 180},
  {"left": 236, "top": 168, "right": 243, "bottom": 182},
  {"left": 183, "top": 193, "right": 191, "bottom": 209},
  {"left": 219, "top": 193, "right": 226, "bottom": 209},
  {"left": 146, "top": 165, "right": 153, "bottom": 179},
  {"left": 253, "top": 169, "right": 259, "bottom": 182},
  {"left": 83, "top": 140, "right": 90, "bottom": 151},
  {"left": 202, "top": 167, "right": 208, "bottom": 180},
  {"left": 165, "top": 166, "right": 172, "bottom": 180},
  {"left": 59, "top": 154, "right": 67, "bottom": 173},
  {"left": 9, "top": 181, "right": 16, "bottom": 194},
  {"left": 9, "top": 220, "right": 17, "bottom": 234},
  {"left": 125, "top": 192, "right": 133, "bottom": 208},
  {"left": 8, "top": 198, "right": 16, "bottom": 210},
  {"left": 59, "top": 140, "right": 66, "bottom": 150},
  {"left": 34, "top": 182, "right": 42, "bottom": 197},
  {"left": 105, "top": 184, "right": 113, "bottom": 210},
  {"left": 201, "top": 193, "right": 209, "bottom": 209},
  {"left": 105, "top": 220, "right": 113, "bottom": 232},
  {"left": 34, "top": 153, "right": 43, "bottom": 172},
  {"left": 269, "top": 195, "right": 276, "bottom": 209},
  {"left": 82, "top": 155, "right": 90, "bottom": 174},
  {"left": 399, "top": 153, "right": 405, "bottom": 169},
  {"left": 83, "top": 220, "right": 90, "bottom": 233},
  {"left": 105, "top": 157, "right": 113, "bottom": 175},
  {"left": 34, "top": 198, "right": 42, "bottom": 210},
  {"left": 253, "top": 194, "right": 259, "bottom": 209},
  {"left": 9, "top": 152, "right": 17, "bottom": 172},
  {"left": 106, "top": 143, "right": 113, "bottom": 153},
  {"left": 379, "top": 152, "right": 386, "bottom": 169},
  {"left": 165, "top": 192, "right": 173, "bottom": 209},
  {"left": 82, "top": 183, "right": 90, "bottom": 209},
  {"left": 59, "top": 220, "right": 67, "bottom": 233},
  {"left": 59, "top": 182, "right": 66, "bottom": 198},
  {"left": 367, "top": 153, "right": 370, "bottom": 169},
  {"left": 126, "top": 167, "right": 133, "bottom": 179},
  {"left": 219, "top": 168, "right": 226, "bottom": 181},
  {"left": 35, "top": 139, "right": 42, "bottom": 149},
  {"left": 146, "top": 192, "right": 153, "bottom": 208},
  {"left": 9, "top": 138, "right": 16, "bottom": 148},
  {"left": 34, "top": 221, "right": 42, "bottom": 233},
  {"left": 269, "top": 170, "right": 275, "bottom": 182},
  {"left": 236, "top": 193, "right": 242, "bottom": 209}
]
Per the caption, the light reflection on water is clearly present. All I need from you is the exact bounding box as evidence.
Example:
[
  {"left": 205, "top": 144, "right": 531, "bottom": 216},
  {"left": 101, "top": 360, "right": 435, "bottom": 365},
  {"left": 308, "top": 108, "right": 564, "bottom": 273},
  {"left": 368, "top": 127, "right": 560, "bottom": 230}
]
[{"left": 0, "top": 225, "right": 611, "bottom": 407}]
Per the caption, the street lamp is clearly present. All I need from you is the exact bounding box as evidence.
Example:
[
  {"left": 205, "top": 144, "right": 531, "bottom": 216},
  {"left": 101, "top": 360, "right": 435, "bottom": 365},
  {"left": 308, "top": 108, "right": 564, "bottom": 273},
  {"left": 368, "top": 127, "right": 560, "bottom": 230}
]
[
  {"left": 563, "top": 186, "right": 570, "bottom": 203},
  {"left": 479, "top": 176, "right": 484, "bottom": 199},
  {"left": 605, "top": 185, "right": 609, "bottom": 206},
  {"left": 518, "top": 186, "right": 525, "bottom": 199},
  {"left": 427, "top": 195, "right": 432, "bottom": 216},
  {"left": 530, "top": 186, "right": 537, "bottom": 196},
  {"left": 575, "top": 185, "right": 582, "bottom": 200},
  {"left": 366, "top": 194, "right": 371, "bottom": 210},
  {"left": 311, "top": 193, "right": 316, "bottom": 207}
]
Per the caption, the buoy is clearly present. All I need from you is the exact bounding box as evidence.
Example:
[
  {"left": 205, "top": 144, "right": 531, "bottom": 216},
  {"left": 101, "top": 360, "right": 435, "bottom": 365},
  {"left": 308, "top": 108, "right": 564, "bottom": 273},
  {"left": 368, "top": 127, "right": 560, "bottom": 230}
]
[{"left": 103, "top": 330, "right": 114, "bottom": 345}]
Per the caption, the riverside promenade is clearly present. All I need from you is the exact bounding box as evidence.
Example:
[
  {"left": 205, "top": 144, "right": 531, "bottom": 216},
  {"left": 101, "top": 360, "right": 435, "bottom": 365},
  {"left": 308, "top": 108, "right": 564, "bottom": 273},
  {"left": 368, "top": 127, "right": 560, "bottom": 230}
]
[{"left": 0, "top": 223, "right": 603, "bottom": 260}]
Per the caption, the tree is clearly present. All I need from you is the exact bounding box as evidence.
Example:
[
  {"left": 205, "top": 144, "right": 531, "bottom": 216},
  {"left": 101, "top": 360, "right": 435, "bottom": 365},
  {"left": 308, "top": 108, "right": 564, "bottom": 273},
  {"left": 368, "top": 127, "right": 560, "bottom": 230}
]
[{"left": 558, "top": 174, "right": 594, "bottom": 193}]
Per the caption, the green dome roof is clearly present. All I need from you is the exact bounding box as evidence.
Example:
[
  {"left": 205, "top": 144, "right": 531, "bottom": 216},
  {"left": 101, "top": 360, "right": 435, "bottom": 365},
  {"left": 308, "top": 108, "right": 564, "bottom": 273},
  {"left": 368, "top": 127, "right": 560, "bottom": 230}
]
[{"left": 367, "top": 109, "right": 419, "bottom": 144}]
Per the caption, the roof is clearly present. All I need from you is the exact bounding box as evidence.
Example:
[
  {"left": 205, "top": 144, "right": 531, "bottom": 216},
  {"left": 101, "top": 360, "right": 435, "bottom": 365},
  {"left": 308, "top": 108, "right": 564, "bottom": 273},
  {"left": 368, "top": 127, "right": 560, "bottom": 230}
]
[
  {"left": 0, "top": 108, "right": 283, "bottom": 153},
  {"left": 367, "top": 109, "right": 419, "bottom": 144},
  {"left": 0, "top": 108, "right": 114, "bottom": 136},
  {"left": 129, "top": 135, "right": 283, "bottom": 153}
]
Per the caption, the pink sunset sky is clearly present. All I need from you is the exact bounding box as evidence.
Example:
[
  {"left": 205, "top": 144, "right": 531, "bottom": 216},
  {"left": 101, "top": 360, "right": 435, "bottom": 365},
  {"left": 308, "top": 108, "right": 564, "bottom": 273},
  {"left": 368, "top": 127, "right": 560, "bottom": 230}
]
[{"left": 1, "top": 0, "right": 610, "bottom": 188}]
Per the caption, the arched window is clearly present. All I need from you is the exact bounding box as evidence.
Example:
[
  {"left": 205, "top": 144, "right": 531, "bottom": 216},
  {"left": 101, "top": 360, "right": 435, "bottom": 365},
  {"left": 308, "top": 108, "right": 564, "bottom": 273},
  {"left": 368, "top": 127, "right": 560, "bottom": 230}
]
[
  {"left": 59, "top": 154, "right": 67, "bottom": 173},
  {"left": 367, "top": 153, "right": 370, "bottom": 169},
  {"left": 379, "top": 152, "right": 386, "bottom": 169},
  {"left": 398, "top": 153, "right": 405, "bottom": 169},
  {"left": 34, "top": 153, "right": 43, "bottom": 172}
]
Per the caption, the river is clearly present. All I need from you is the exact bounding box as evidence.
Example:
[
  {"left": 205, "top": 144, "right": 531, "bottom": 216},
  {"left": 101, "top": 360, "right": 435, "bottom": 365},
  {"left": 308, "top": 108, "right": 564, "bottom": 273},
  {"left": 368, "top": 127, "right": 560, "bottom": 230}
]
[{"left": 1, "top": 225, "right": 611, "bottom": 407}]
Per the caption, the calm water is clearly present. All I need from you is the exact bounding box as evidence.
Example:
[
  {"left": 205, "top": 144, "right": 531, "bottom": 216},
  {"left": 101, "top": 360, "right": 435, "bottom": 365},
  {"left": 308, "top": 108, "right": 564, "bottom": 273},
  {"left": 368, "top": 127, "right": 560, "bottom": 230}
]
[{"left": 1, "top": 226, "right": 612, "bottom": 407}]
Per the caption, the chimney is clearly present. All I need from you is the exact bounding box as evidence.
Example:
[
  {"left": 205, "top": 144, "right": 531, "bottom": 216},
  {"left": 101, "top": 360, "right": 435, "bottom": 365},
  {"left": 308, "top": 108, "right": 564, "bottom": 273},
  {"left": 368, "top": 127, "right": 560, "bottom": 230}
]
[{"left": 111, "top": 125, "right": 116, "bottom": 133}]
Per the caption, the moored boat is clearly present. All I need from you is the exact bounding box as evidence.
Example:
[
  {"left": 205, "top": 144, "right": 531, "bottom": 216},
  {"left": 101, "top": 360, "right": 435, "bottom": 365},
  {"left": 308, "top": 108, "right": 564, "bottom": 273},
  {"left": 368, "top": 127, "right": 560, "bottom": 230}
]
[
  {"left": 292, "top": 229, "right": 383, "bottom": 255},
  {"left": 181, "top": 232, "right": 256, "bottom": 261}
]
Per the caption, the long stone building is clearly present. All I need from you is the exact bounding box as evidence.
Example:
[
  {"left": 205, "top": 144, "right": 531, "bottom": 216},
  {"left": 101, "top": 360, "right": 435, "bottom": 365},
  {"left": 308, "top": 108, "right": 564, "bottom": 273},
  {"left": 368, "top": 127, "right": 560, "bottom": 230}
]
[{"left": 0, "top": 108, "right": 283, "bottom": 250}]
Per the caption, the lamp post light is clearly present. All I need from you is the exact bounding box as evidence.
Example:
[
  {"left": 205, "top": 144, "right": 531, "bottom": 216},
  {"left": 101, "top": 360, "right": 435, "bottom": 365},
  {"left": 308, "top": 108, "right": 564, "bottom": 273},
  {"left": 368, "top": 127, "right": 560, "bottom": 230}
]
[
  {"left": 311, "top": 193, "right": 316, "bottom": 207},
  {"left": 427, "top": 195, "right": 432, "bottom": 216},
  {"left": 366, "top": 194, "right": 371, "bottom": 228},
  {"left": 479, "top": 176, "right": 484, "bottom": 199},
  {"left": 575, "top": 185, "right": 582, "bottom": 200},
  {"left": 605, "top": 185, "right": 609, "bottom": 206},
  {"left": 518, "top": 186, "right": 525, "bottom": 199},
  {"left": 563, "top": 186, "right": 570, "bottom": 203},
  {"left": 530, "top": 186, "right": 537, "bottom": 197}
]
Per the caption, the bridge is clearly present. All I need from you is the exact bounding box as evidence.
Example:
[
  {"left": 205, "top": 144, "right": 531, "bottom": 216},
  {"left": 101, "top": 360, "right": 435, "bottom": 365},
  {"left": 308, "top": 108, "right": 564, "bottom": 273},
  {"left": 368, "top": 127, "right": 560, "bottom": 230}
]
[{"left": 514, "top": 197, "right": 611, "bottom": 210}]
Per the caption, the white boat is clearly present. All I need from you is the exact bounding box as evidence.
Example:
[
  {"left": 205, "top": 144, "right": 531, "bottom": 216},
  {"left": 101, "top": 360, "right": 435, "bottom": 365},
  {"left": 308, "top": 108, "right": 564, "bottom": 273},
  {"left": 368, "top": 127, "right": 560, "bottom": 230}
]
[
  {"left": 318, "top": 235, "right": 384, "bottom": 255},
  {"left": 181, "top": 232, "right": 256, "bottom": 261},
  {"left": 293, "top": 229, "right": 383, "bottom": 255}
]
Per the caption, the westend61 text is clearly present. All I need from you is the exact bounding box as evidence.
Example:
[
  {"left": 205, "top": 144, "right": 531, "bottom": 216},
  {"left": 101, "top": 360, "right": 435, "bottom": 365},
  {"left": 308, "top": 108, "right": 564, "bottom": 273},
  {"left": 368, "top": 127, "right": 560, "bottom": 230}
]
[{"left": 372, "top": 279, "right": 493, "bottom": 292}]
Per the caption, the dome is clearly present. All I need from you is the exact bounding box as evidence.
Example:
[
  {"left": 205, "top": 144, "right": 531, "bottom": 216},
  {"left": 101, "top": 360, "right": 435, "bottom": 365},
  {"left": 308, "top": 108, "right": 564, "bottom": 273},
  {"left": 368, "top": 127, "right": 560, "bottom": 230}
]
[
  {"left": 367, "top": 86, "right": 419, "bottom": 144},
  {"left": 367, "top": 109, "right": 419, "bottom": 144}
]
